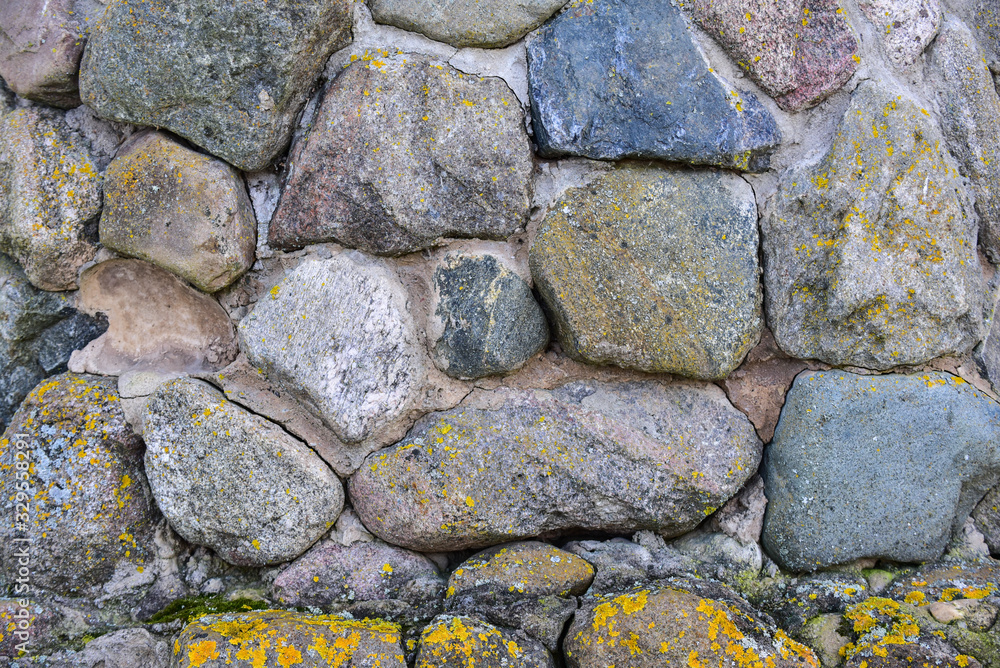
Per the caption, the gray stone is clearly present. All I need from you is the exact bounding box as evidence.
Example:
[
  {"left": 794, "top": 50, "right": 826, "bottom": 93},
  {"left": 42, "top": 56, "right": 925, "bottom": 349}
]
[
  {"left": 100, "top": 131, "right": 256, "bottom": 293},
  {"left": 762, "top": 82, "right": 984, "bottom": 370},
  {"left": 143, "top": 378, "right": 344, "bottom": 567},
  {"left": 416, "top": 615, "right": 554, "bottom": 668},
  {"left": 970, "top": 1, "right": 1000, "bottom": 76},
  {"left": 370, "top": 0, "right": 568, "bottom": 48},
  {"left": 530, "top": 164, "right": 762, "bottom": 379},
  {"left": 973, "top": 485, "right": 1000, "bottom": 557},
  {"left": 430, "top": 253, "right": 548, "bottom": 380},
  {"left": 762, "top": 370, "right": 1000, "bottom": 571},
  {"left": 563, "top": 537, "right": 699, "bottom": 595},
  {"left": 268, "top": 54, "right": 533, "bottom": 255},
  {"left": 859, "top": 0, "right": 942, "bottom": 68},
  {"left": 526, "top": 0, "right": 781, "bottom": 171},
  {"left": 350, "top": 380, "right": 761, "bottom": 551},
  {"left": 748, "top": 572, "right": 870, "bottom": 635},
  {"left": 79, "top": 0, "right": 352, "bottom": 172},
  {"left": 46, "top": 629, "right": 171, "bottom": 668},
  {"left": 670, "top": 528, "right": 763, "bottom": 584}
]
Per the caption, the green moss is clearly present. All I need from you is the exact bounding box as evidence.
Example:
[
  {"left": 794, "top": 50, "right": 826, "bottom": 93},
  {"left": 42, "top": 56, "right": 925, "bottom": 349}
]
[{"left": 144, "top": 595, "right": 267, "bottom": 625}]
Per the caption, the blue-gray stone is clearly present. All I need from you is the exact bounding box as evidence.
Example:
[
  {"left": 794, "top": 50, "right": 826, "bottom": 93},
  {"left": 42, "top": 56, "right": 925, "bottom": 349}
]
[
  {"left": 762, "top": 370, "right": 1000, "bottom": 572},
  {"left": 525, "top": 0, "right": 781, "bottom": 171}
]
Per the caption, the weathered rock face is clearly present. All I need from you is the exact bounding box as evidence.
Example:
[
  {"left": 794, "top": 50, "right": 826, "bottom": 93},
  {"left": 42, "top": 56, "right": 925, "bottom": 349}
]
[
  {"left": 79, "top": 0, "right": 352, "bottom": 172},
  {"left": 564, "top": 537, "right": 699, "bottom": 596},
  {"left": 0, "top": 106, "right": 101, "bottom": 291},
  {"left": 859, "top": 0, "right": 942, "bottom": 68},
  {"left": 100, "top": 131, "right": 256, "bottom": 293},
  {"left": 682, "top": 0, "right": 858, "bottom": 111},
  {"left": 48, "top": 628, "right": 171, "bottom": 668},
  {"left": 350, "top": 380, "right": 761, "bottom": 551},
  {"left": 762, "top": 371, "right": 1000, "bottom": 572},
  {"left": 370, "top": 0, "right": 568, "bottom": 48},
  {"left": 748, "top": 572, "right": 870, "bottom": 636},
  {"left": 0, "top": 373, "right": 158, "bottom": 593},
  {"left": 973, "top": 485, "right": 1000, "bottom": 557},
  {"left": 430, "top": 253, "right": 549, "bottom": 380},
  {"left": 762, "top": 82, "right": 983, "bottom": 369},
  {"left": 143, "top": 378, "right": 344, "bottom": 567},
  {"left": 173, "top": 611, "right": 406, "bottom": 668},
  {"left": 416, "top": 615, "right": 554, "bottom": 668},
  {"left": 269, "top": 54, "right": 532, "bottom": 255},
  {"left": 68, "top": 260, "right": 238, "bottom": 375},
  {"left": 526, "top": 0, "right": 781, "bottom": 171},
  {"left": 530, "top": 165, "right": 762, "bottom": 379}
]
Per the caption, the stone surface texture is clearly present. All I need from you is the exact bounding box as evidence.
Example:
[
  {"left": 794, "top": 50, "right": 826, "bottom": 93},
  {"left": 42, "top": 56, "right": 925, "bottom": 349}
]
[
  {"left": 100, "top": 131, "right": 256, "bottom": 293},
  {"left": 269, "top": 54, "right": 532, "bottom": 255},
  {"left": 530, "top": 164, "right": 762, "bottom": 379},
  {"left": 526, "top": 0, "right": 781, "bottom": 171},
  {"left": 762, "top": 371, "right": 1000, "bottom": 571},
  {"left": 973, "top": 485, "right": 1000, "bottom": 557},
  {"left": 48, "top": 629, "right": 171, "bottom": 668},
  {"left": 762, "top": 82, "right": 983, "bottom": 370},
  {"left": 859, "top": 0, "right": 942, "bottom": 68},
  {"left": 79, "top": 0, "right": 353, "bottom": 171},
  {"left": 564, "top": 537, "right": 699, "bottom": 596},
  {"left": 416, "top": 615, "right": 554, "bottom": 668},
  {"left": 143, "top": 378, "right": 344, "bottom": 567}
]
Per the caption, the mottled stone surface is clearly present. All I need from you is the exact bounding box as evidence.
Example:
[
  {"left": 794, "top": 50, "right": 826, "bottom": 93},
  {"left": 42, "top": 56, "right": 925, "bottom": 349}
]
[
  {"left": 530, "top": 165, "right": 762, "bottom": 379},
  {"left": 416, "top": 615, "right": 553, "bottom": 668},
  {"left": 143, "top": 378, "right": 344, "bottom": 567},
  {"left": 269, "top": 54, "right": 532, "bottom": 255},
  {"left": 430, "top": 254, "right": 548, "bottom": 379},
  {"left": 0, "top": 373, "right": 158, "bottom": 592},
  {"left": 100, "top": 131, "right": 256, "bottom": 293},
  {"left": 79, "top": 0, "right": 352, "bottom": 171},
  {"left": 0, "top": 106, "right": 101, "bottom": 291},
  {"left": 564, "top": 537, "right": 698, "bottom": 596},
  {"left": 709, "top": 475, "right": 767, "bottom": 545},
  {"left": 526, "top": 0, "right": 781, "bottom": 170},
  {"left": 972, "top": 0, "right": 1000, "bottom": 74},
  {"left": 859, "top": 0, "right": 942, "bottom": 68},
  {"left": 671, "top": 528, "right": 763, "bottom": 583},
  {"left": 748, "top": 572, "right": 869, "bottom": 635},
  {"left": 682, "top": 0, "right": 858, "bottom": 111},
  {"left": 762, "top": 82, "right": 983, "bottom": 369},
  {"left": 350, "top": 380, "right": 761, "bottom": 551},
  {"left": 973, "top": 485, "right": 1000, "bottom": 557},
  {"left": 762, "top": 371, "right": 1000, "bottom": 571},
  {"left": 47, "top": 629, "right": 171, "bottom": 668}
]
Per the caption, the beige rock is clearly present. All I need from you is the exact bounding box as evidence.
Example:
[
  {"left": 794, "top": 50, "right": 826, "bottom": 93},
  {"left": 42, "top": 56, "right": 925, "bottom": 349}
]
[{"left": 929, "top": 601, "right": 965, "bottom": 623}]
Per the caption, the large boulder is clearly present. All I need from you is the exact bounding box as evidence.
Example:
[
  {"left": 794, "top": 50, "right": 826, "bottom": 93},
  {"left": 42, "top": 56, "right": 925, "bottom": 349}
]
[
  {"left": 762, "top": 371, "right": 1000, "bottom": 571},
  {"left": 761, "top": 82, "right": 983, "bottom": 369},
  {"left": 79, "top": 0, "right": 352, "bottom": 171},
  {"left": 350, "top": 380, "right": 761, "bottom": 551},
  {"left": 526, "top": 0, "right": 781, "bottom": 170},
  {"left": 269, "top": 54, "right": 533, "bottom": 255},
  {"left": 530, "top": 164, "right": 762, "bottom": 379}
]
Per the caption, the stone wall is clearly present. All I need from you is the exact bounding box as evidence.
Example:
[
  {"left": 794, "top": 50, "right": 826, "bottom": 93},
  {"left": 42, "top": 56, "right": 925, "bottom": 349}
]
[{"left": 1, "top": 0, "right": 1000, "bottom": 666}]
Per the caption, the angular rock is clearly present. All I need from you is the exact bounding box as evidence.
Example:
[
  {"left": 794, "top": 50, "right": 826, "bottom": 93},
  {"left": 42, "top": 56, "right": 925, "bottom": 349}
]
[
  {"left": 68, "top": 260, "right": 238, "bottom": 376},
  {"left": 174, "top": 611, "right": 405, "bottom": 668},
  {"left": 47, "top": 629, "right": 171, "bottom": 668},
  {"left": 526, "top": 0, "right": 781, "bottom": 170},
  {"left": 973, "top": 485, "right": 1000, "bottom": 557},
  {"left": 709, "top": 474, "right": 767, "bottom": 545},
  {"left": 416, "top": 615, "right": 553, "bottom": 668},
  {"left": 430, "top": 253, "right": 549, "bottom": 380},
  {"left": 0, "top": 373, "right": 159, "bottom": 593},
  {"left": 762, "top": 82, "right": 983, "bottom": 369},
  {"left": 370, "top": 0, "right": 568, "bottom": 48},
  {"left": 859, "top": 0, "right": 941, "bottom": 68},
  {"left": 762, "top": 371, "right": 1000, "bottom": 571},
  {"left": 563, "top": 537, "right": 699, "bottom": 596},
  {"left": 79, "top": 0, "right": 352, "bottom": 172},
  {"left": 143, "top": 378, "right": 344, "bottom": 567},
  {"left": 100, "top": 131, "right": 256, "bottom": 293},
  {"left": 748, "top": 572, "right": 870, "bottom": 635},
  {"left": 350, "top": 380, "right": 761, "bottom": 551},
  {"left": 884, "top": 562, "right": 1000, "bottom": 605},
  {"left": 670, "top": 529, "right": 763, "bottom": 584},
  {"left": 269, "top": 54, "right": 532, "bottom": 255},
  {"left": 530, "top": 164, "right": 762, "bottom": 378},
  {"left": 0, "top": 106, "right": 101, "bottom": 291}
]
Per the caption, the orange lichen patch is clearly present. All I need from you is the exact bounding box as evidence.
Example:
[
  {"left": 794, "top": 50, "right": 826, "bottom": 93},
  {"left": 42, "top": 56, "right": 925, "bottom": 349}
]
[
  {"left": 840, "top": 597, "right": 922, "bottom": 661},
  {"left": 187, "top": 640, "right": 219, "bottom": 667},
  {"left": 447, "top": 541, "right": 595, "bottom": 599},
  {"left": 417, "top": 615, "right": 526, "bottom": 667}
]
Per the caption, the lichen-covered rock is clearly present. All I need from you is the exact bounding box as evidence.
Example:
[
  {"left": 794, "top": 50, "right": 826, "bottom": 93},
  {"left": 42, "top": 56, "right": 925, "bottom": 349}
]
[
  {"left": 859, "top": 0, "right": 942, "bottom": 68},
  {"left": 884, "top": 562, "right": 999, "bottom": 605},
  {"left": 762, "top": 82, "right": 983, "bottom": 369},
  {"left": 762, "top": 371, "right": 1000, "bottom": 571},
  {"left": 100, "top": 131, "right": 256, "bottom": 293},
  {"left": 416, "top": 615, "right": 554, "bottom": 668},
  {"left": 564, "top": 580, "right": 819, "bottom": 668},
  {"left": 350, "top": 380, "right": 761, "bottom": 551},
  {"left": 564, "top": 537, "right": 699, "bottom": 596},
  {"left": 526, "top": 0, "right": 781, "bottom": 171},
  {"left": 269, "top": 54, "right": 532, "bottom": 255},
  {"left": 682, "top": 0, "right": 858, "bottom": 111},
  {"left": 79, "top": 0, "right": 352, "bottom": 172},
  {"left": 430, "top": 254, "right": 548, "bottom": 380},
  {"left": 670, "top": 529, "right": 763, "bottom": 584},
  {"left": 0, "top": 373, "right": 158, "bottom": 593},
  {"left": 173, "top": 611, "right": 406, "bottom": 668},
  {"left": 530, "top": 165, "right": 762, "bottom": 378},
  {"left": 748, "top": 573, "right": 870, "bottom": 635},
  {"left": 0, "top": 106, "right": 101, "bottom": 291},
  {"left": 143, "top": 378, "right": 344, "bottom": 567}
]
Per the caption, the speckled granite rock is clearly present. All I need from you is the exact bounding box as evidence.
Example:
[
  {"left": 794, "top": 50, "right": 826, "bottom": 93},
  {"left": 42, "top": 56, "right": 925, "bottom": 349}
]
[
  {"left": 430, "top": 254, "right": 548, "bottom": 379},
  {"left": 859, "top": 0, "right": 941, "bottom": 68},
  {"left": 143, "top": 378, "right": 344, "bottom": 567},
  {"left": 79, "top": 0, "right": 352, "bottom": 171},
  {"left": 526, "top": 0, "right": 780, "bottom": 171},
  {"left": 762, "top": 82, "right": 983, "bottom": 369},
  {"left": 682, "top": 0, "right": 858, "bottom": 111},
  {"left": 0, "top": 373, "right": 158, "bottom": 592},
  {"left": 100, "top": 131, "right": 256, "bottom": 293},
  {"left": 45, "top": 629, "right": 171, "bottom": 668},
  {"left": 563, "top": 537, "right": 699, "bottom": 595},
  {"left": 762, "top": 371, "right": 1000, "bottom": 571},
  {"left": 416, "top": 615, "right": 554, "bottom": 668},
  {"left": 269, "top": 54, "right": 532, "bottom": 255},
  {"left": 971, "top": 0, "right": 1000, "bottom": 74},
  {"left": 350, "top": 380, "right": 761, "bottom": 551},
  {"left": 530, "top": 165, "right": 761, "bottom": 378}
]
